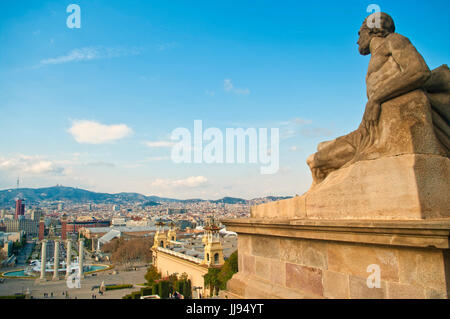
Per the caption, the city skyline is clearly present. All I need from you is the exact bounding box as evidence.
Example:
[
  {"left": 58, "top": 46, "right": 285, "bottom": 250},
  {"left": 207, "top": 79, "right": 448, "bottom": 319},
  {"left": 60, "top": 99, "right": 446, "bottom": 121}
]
[{"left": 1, "top": 1, "right": 449, "bottom": 199}]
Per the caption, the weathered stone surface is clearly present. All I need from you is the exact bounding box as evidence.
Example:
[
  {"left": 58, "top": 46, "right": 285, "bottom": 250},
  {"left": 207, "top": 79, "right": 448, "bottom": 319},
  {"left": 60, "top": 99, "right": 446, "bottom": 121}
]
[
  {"left": 280, "top": 238, "right": 303, "bottom": 265},
  {"left": 349, "top": 275, "right": 386, "bottom": 299},
  {"left": 307, "top": 154, "right": 450, "bottom": 220},
  {"left": 227, "top": 272, "right": 320, "bottom": 299},
  {"left": 302, "top": 241, "right": 328, "bottom": 270},
  {"left": 224, "top": 217, "right": 450, "bottom": 248},
  {"left": 250, "top": 154, "right": 450, "bottom": 220},
  {"left": 225, "top": 272, "right": 248, "bottom": 298},
  {"left": 255, "top": 256, "right": 271, "bottom": 280},
  {"left": 280, "top": 238, "right": 327, "bottom": 269},
  {"left": 286, "top": 263, "right": 323, "bottom": 297},
  {"left": 270, "top": 259, "right": 286, "bottom": 287},
  {"left": 425, "top": 288, "right": 448, "bottom": 299},
  {"left": 251, "top": 196, "right": 306, "bottom": 219},
  {"left": 250, "top": 154, "right": 449, "bottom": 220},
  {"left": 323, "top": 270, "right": 350, "bottom": 299},
  {"left": 251, "top": 235, "right": 280, "bottom": 259},
  {"left": 237, "top": 234, "right": 252, "bottom": 255},
  {"left": 242, "top": 254, "right": 255, "bottom": 275},
  {"left": 397, "top": 248, "right": 446, "bottom": 291},
  {"left": 387, "top": 282, "right": 425, "bottom": 299},
  {"left": 327, "top": 242, "right": 399, "bottom": 281}
]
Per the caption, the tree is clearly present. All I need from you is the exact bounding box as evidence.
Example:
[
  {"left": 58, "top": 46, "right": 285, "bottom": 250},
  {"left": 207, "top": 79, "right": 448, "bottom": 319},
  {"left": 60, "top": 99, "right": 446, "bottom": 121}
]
[
  {"left": 167, "top": 273, "right": 178, "bottom": 294},
  {"left": 159, "top": 280, "right": 170, "bottom": 299},
  {"left": 204, "top": 268, "right": 221, "bottom": 297},
  {"left": 218, "top": 250, "right": 238, "bottom": 290},
  {"left": 203, "top": 250, "right": 238, "bottom": 296},
  {"left": 176, "top": 280, "right": 184, "bottom": 296},
  {"left": 109, "top": 238, "right": 152, "bottom": 268},
  {"left": 183, "top": 279, "right": 192, "bottom": 299},
  {"left": 0, "top": 250, "right": 6, "bottom": 267},
  {"left": 152, "top": 283, "right": 159, "bottom": 296},
  {"left": 145, "top": 265, "right": 161, "bottom": 286}
]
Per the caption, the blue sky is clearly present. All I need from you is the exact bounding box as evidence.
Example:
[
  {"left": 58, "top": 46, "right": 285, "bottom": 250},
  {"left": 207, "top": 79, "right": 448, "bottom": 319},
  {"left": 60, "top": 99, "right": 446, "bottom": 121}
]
[{"left": 0, "top": 0, "right": 449, "bottom": 199}]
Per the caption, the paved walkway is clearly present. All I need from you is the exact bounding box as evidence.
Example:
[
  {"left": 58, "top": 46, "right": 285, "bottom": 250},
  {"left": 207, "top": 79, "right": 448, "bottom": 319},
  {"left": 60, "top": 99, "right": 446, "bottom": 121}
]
[{"left": 0, "top": 267, "right": 148, "bottom": 299}]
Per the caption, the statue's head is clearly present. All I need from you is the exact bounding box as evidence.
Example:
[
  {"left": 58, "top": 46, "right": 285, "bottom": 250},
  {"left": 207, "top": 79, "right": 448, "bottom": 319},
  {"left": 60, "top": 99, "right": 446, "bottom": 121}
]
[{"left": 357, "top": 12, "right": 395, "bottom": 55}]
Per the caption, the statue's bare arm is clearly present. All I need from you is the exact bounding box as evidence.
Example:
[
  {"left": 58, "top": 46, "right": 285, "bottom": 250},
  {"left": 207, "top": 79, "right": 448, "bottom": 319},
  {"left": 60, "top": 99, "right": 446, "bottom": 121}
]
[
  {"left": 363, "top": 34, "right": 431, "bottom": 125},
  {"left": 372, "top": 34, "right": 430, "bottom": 104}
]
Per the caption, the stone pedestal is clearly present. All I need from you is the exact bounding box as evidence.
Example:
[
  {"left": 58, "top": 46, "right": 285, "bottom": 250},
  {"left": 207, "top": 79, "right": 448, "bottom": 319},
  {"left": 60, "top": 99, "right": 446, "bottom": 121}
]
[{"left": 221, "top": 218, "right": 450, "bottom": 299}]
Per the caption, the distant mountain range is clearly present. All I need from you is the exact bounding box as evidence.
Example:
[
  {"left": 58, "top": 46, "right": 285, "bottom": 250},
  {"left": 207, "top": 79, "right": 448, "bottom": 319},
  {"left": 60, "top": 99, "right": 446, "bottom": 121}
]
[{"left": 0, "top": 186, "right": 292, "bottom": 207}]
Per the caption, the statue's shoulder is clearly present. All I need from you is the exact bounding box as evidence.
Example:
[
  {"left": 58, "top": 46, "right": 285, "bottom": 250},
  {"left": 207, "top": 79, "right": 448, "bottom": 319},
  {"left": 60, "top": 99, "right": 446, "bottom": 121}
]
[{"left": 386, "top": 33, "right": 413, "bottom": 49}]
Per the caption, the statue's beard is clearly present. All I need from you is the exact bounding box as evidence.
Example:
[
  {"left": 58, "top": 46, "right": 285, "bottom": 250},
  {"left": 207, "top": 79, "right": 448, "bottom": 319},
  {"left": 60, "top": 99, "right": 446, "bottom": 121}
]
[{"left": 359, "top": 44, "right": 370, "bottom": 56}]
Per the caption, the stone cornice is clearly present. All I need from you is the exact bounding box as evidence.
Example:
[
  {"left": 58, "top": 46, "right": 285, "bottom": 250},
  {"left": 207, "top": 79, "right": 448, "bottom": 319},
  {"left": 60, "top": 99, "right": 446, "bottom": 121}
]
[{"left": 220, "top": 218, "right": 450, "bottom": 249}]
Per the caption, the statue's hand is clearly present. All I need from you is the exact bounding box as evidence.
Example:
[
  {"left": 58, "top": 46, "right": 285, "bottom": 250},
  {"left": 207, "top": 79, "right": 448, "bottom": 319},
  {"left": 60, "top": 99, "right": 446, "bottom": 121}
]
[{"left": 363, "top": 100, "right": 381, "bottom": 126}]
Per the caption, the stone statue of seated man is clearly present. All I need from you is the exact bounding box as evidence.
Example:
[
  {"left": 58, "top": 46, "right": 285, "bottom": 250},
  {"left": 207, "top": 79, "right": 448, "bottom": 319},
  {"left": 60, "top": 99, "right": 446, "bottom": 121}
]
[{"left": 307, "top": 12, "right": 449, "bottom": 187}]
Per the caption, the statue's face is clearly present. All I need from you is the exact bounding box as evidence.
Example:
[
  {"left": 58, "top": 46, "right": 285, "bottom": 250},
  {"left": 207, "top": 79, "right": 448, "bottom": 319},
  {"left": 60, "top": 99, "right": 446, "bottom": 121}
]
[{"left": 357, "top": 26, "right": 371, "bottom": 55}]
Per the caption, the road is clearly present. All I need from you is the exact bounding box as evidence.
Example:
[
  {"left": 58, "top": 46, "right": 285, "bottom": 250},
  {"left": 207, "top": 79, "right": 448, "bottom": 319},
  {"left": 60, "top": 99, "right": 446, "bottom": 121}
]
[{"left": 16, "top": 242, "right": 35, "bottom": 265}]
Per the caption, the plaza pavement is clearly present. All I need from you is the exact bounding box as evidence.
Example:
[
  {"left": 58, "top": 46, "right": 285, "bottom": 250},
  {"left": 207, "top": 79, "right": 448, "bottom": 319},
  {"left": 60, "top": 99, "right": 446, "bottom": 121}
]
[{"left": 0, "top": 267, "right": 148, "bottom": 299}]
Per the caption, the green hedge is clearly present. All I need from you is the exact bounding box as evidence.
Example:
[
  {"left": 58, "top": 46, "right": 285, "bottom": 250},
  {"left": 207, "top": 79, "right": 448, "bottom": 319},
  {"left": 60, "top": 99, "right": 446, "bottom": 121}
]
[
  {"left": 0, "top": 295, "right": 25, "bottom": 299},
  {"left": 105, "top": 284, "right": 133, "bottom": 291},
  {"left": 152, "top": 283, "right": 159, "bottom": 296},
  {"left": 183, "top": 280, "right": 192, "bottom": 299},
  {"left": 140, "top": 287, "right": 152, "bottom": 296},
  {"left": 176, "top": 280, "right": 184, "bottom": 295},
  {"left": 159, "top": 281, "right": 169, "bottom": 299},
  {"left": 131, "top": 291, "right": 141, "bottom": 299}
]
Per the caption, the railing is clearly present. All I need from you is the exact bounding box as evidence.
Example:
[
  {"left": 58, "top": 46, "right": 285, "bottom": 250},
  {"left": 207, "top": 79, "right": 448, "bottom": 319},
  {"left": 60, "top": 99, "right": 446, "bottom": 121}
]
[{"left": 157, "top": 247, "right": 203, "bottom": 264}]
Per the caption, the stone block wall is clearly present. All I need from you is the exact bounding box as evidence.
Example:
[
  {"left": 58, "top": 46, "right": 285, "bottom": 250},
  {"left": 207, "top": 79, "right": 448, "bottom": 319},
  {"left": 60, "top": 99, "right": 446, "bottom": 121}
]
[{"left": 231, "top": 233, "right": 449, "bottom": 299}]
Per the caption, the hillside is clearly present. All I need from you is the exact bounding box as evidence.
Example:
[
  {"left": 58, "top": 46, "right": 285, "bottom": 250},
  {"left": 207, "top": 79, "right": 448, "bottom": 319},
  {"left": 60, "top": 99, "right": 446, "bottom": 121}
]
[{"left": 0, "top": 186, "right": 292, "bottom": 207}]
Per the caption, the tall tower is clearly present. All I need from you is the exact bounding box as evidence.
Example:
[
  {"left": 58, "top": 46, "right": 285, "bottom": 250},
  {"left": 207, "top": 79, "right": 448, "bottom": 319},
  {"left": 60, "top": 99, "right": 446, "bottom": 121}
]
[
  {"left": 15, "top": 199, "right": 25, "bottom": 219},
  {"left": 167, "top": 222, "right": 177, "bottom": 242},
  {"left": 152, "top": 221, "right": 167, "bottom": 249},
  {"left": 203, "top": 219, "right": 224, "bottom": 267},
  {"left": 38, "top": 217, "right": 45, "bottom": 241},
  {"left": 61, "top": 214, "right": 67, "bottom": 240}
]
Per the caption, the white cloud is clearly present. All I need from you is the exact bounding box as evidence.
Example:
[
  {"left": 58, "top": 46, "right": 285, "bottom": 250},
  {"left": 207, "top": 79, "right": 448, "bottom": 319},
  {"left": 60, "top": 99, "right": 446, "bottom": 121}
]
[
  {"left": 145, "top": 141, "right": 175, "bottom": 148},
  {"left": 224, "top": 79, "right": 233, "bottom": 91},
  {"left": 68, "top": 120, "right": 133, "bottom": 144},
  {"left": 300, "top": 127, "right": 333, "bottom": 138},
  {"left": 291, "top": 118, "right": 312, "bottom": 125},
  {"left": 0, "top": 155, "right": 64, "bottom": 175},
  {"left": 279, "top": 117, "right": 313, "bottom": 140},
  {"left": 151, "top": 176, "right": 208, "bottom": 188},
  {"left": 289, "top": 146, "right": 300, "bottom": 152},
  {"left": 145, "top": 156, "right": 171, "bottom": 161},
  {"left": 39, "top": 46, "right": 141, "bottom": 66},
  {"left": 157, "top": 42, "right": 178, "bottom": 51},
  {"left": 224, "top": 79, "right": 250, "bottom": 95}
]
